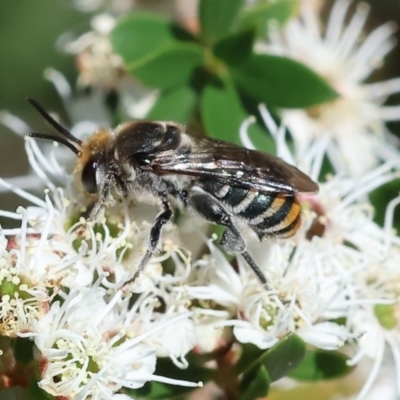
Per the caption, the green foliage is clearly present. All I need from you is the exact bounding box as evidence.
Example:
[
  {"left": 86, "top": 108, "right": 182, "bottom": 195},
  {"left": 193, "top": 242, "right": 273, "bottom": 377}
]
[
  {"left": 12, "top": 338, "right": 34, "bottom": 365},
  {"left": 199, "top": 0, "right": 245, "bottom": 43},
  {"left": 213, "top": 29, "right": 255, "bottom": 66},
  {"left": 240, "top": 365, "right": 271, "bottom": 400},
  {"left": 231, "top": 54, "right": 338, "bottom": 108},
  {"left": 289, "top": 348, "right": 354, "bottom": 380},
  {"left": 238, "top": 0, "right": 299, "bottom": 35},
  {"left": 110, "top": 0, "right": 338, "bottom": 143},
  {"left": 237, "top": 334, "right": 306, "bottom": 398},
  {"left": 130, "top": 43, "right": 204, "bottom": 89},
  {"left": 201, "top": 76, "right": 249, "bottom": 144},
  {"left": 147, "top": 86, "right": 197, "bottom": 123},
  {"left": 259, "top": 334, "right": 306, "bottom": 381},
  {"left": 125, "top": 356, "right": 212, "bottom": 399}
]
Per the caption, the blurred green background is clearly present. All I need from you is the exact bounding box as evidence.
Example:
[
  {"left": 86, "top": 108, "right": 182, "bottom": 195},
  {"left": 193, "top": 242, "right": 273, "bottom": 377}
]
[
  {"left": 1, "top": 0, "right": 400, "bottom": 220},
  {"left": 0, "top": 0, "right": 89, "bottom": 220}
]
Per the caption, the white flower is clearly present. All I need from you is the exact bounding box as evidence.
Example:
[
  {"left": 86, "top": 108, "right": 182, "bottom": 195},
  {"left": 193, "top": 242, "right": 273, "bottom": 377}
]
[
  {"left": 259, "top": 0, "right": 400, "bottom": 176},
  {"left": 0, "top": 197, "right": 88, "bottom": 336},
  {"left": 242, "top": 109, "right": 400, "bottom": 398},
  {"left": 31, "top": 283, "right": 198, "bottom": 399},
  {"left": 60, "top": 13, "right": 157, "bottom": 119}
]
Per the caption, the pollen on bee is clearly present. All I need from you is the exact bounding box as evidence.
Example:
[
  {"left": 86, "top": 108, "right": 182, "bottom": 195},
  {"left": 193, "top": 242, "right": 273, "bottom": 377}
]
[{"left": 76, "top": 128, "right": 113, "bottom": 171}]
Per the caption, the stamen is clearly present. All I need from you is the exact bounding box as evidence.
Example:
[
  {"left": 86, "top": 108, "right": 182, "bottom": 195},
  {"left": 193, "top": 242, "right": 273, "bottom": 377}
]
[
  {"left": 25, "top": 140, "right": 56, "bottom": 191},
  {"left": 325, "top": 0, "right": 351, "bottom": 46},
  {"left": 29, "top": 194, "right": 54, "bottom": 270},
  {"left": 356, "top": 337, "right": 385, "bottom": 400},
  {"left": 44, "top": 68, "right": 72, "bottom": 102},
  {"left": 0, "top": 177, "right": 47, "bottom": 208},
  {"left": 335, "top": 2, "right": 369, "bottom": 59},
  {"left": 239, "top": 116, "right": 257, "bottom": 150}
]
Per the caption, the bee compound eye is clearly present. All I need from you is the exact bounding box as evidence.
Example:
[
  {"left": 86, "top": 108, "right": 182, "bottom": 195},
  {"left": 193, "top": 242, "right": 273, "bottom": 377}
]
[{"left": 81, "top": 160, "right": 98, "bottom": 194}]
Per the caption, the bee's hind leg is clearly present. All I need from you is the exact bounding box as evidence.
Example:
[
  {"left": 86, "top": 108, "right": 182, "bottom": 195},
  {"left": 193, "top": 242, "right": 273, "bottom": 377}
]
[{"left": 190, "top": 193, "right": 270, "bottom": 289}]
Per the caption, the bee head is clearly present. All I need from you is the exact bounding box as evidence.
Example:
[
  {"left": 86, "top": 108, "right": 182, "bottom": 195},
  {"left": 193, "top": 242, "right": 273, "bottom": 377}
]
[
  {"left": 78, "top": 129, "right": 112, "bottom": 195},
  {"left": 28, "top": 99, "right": 107, "bottom": 196}
]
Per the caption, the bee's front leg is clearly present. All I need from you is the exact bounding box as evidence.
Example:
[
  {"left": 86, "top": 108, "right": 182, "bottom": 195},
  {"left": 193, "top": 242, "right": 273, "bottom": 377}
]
[
  {"left": 190, "top": 193, "right": 269, "bottom": 289},
  {"left": 124, "top": 196, "right": 172, "bottom": 287}
]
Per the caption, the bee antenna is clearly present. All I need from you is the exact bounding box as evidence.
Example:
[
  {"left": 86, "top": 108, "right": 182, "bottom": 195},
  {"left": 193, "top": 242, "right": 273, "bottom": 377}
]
[
  {"left": 29, "top": 132, "right": 82, "bottom": 157},
  {"left": 27, "top": 98, "right": 83, "bottom": 147}
]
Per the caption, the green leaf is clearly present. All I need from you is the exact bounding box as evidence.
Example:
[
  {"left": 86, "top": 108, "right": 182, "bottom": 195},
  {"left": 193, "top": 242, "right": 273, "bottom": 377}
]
[
  {"left": 126, "top": 356, "right": 212, "bottom": 399},
  {"left": 239, "top": 0, "right": 299, "bottom": 35},
  {"left": 147, "top": 86, "right": 197, "bottom": 124},
  {"left": 231, "top": 54, "right": 338, "bottom": 108},
  {"left": 238, "top": 335, "right": 306, "bottom": 384},
  {"left": 128, "top": 43, "right": 204, "bottom": 89},
  {"left": 374, "top": 304, "right": 397, "bottom": 330},
  {"left": 111, "top": 12, "right": 194, "bottom": 63},
  {"left": 111, "top": 12, "right": 202, "bottom": 88},
  {"left": 23, "top": 378, "right": 54, "bottom": 400},
  {"left": 199, "top": 0, "right": 245, "bottom": 43},
  {"left": 201, "top": 77, "right": 246, "bottom": 144},
  {"left": 260, "top": 334, "right": 306, "bottom": 381},
  {"left": 125, "top": 380, "right": 194, "bottom": 400},
  {"left": 213, "top": 29, "right": 255, "bottom": 65},
  {"left": 201, "top": 76, "right": 269, "bottom": 147},
  {"left": 289, "top": 349, "right": 354, "bottom": 381},
  {"left": 240, "top": 365, "right": 271, "bottom": 400},
  {"left": 235, "top": 343, "right": 265, "bottom": 374},
  {"left": 13, "top": 337, "right": 34, "bottom": 364}
]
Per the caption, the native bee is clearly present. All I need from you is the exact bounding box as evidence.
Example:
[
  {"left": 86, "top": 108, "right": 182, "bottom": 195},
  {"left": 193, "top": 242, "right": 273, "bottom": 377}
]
[{"left": 28, "top": 99, "right": 318, "bottom": 288}]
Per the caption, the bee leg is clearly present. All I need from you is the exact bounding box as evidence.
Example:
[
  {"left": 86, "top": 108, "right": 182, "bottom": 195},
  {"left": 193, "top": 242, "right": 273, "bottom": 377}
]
[
  {"left": 89, "top": 175, "right": 113, "bottom": 220},
  {"left": 190, "top": 193, "right": 270, "bottom": 289},
  {"left": 124, "top": 198, "right": 172, "bottom": 287}
]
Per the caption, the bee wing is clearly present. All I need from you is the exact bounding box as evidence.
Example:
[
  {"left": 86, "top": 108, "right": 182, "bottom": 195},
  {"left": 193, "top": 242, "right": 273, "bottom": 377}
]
[{"left": 148, "top": 137, "right": 318, "bottom": 194}]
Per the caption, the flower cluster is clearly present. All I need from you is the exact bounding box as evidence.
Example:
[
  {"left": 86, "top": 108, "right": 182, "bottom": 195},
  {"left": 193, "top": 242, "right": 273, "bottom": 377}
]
[{"left": 2, "top": 1, "right": 400, "bottom": 400}]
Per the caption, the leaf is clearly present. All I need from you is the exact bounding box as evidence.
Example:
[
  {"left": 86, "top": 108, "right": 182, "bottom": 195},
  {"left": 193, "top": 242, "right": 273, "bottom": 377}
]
[
  {"left": 111, "top": 12, "right": 194, "bottom": 63},
  {"left": 239, "top": 0, "right": 299, "bottom": 35},
  {"left": 201, "top": 76, "right": 269, "bottom": 147},
  {"left": 240, "top": 365, "right": 271, "bottom": 400},
  {"left": 201, "top": 77, "right": 245, "bottom": 144},
  {"left": 128, "top": 43, "right": 204, "bottom": 89},
  {"left": 289, "top": 348, "right": 354, "bottom": 381},
  {"left": 111, "top": 12, "right": 203, "bottom": 88},
  {"left": 126, "top": 356, "right": 212, "bottom": 399},
  {"left": 18, "top": 376, "right": 54, "bottom": 400},
  {"left": 147, "top": 86, "right": 197, "bottom": 124},
  {"left": 125, "top": 380, "right": 194, "bottom": 400},
  {"left": 199, "top": 0, "right": 245, "bottom": 43},
  {"left": 213, "top": 29, "right": 255, "bottom": 65},
  {"left": 238, "top": 335, "right": 306, "bottom": 384},
  {"left": 13, "top": 337, "right": 34, "bottom": 364},
  {"left": 231, "top": 54, "right": 338, "bottom": 108},
  {"left": 260, "top": 334, "right": 306, "bottom": 381}
]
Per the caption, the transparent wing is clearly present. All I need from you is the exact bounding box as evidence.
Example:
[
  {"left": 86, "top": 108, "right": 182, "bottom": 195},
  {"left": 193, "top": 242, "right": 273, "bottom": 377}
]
[{"left": 147, "top": 137, "right": 318, "bottom": 194}]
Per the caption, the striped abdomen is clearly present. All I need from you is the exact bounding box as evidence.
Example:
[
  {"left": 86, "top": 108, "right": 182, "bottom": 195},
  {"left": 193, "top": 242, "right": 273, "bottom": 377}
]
[{"left": 203, "top": 181, "right": 301, "bottom": 239}]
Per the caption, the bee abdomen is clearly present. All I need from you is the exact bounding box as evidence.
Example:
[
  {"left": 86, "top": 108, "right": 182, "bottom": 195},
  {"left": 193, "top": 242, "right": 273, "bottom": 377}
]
[
  {"left": 252, "top": 194, "right": 301, "bottom": 238},
  {"left": 201, "top": 181, "right": 302, "bottom": 239}
]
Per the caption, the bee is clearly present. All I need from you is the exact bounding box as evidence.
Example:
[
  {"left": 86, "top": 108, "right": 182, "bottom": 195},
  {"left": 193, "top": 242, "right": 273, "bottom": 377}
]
[{"left": 28, "top": 99, "right": 318, "bottom": 288}]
